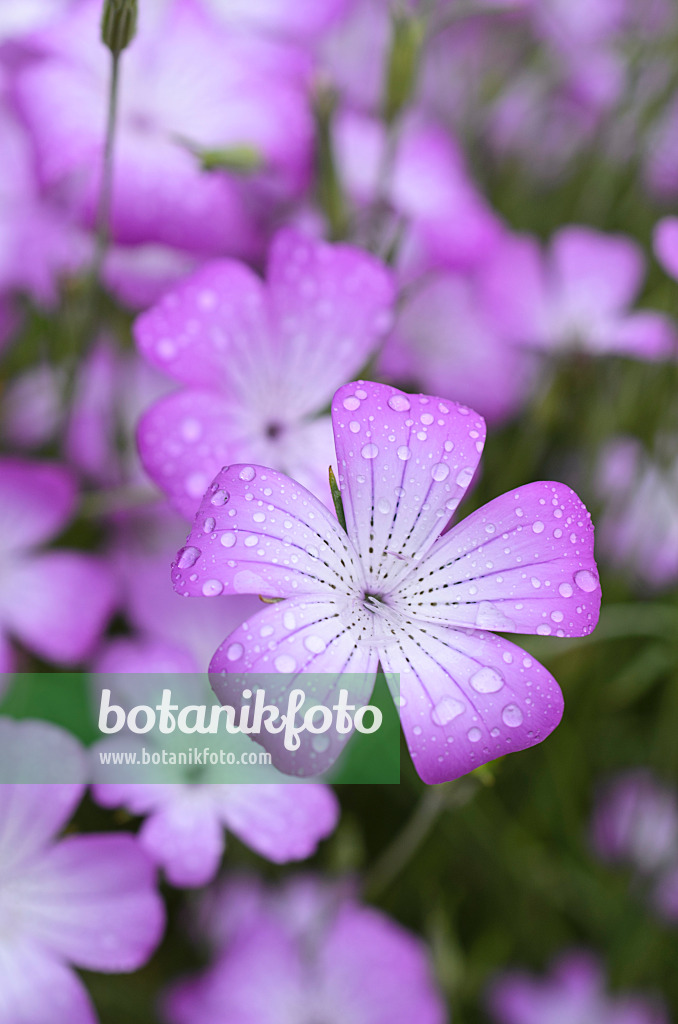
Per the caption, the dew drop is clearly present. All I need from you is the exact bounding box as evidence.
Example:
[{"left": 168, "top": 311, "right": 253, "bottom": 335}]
[
  {"left": 467, "top": 727, "right": 482, "bottom": 743},
  {"left": 421, "top": 412, "right": 434, "bottom": 425},
  {"left": 312, "top": 734, "right": 330, "bottom": 753},
  {"left": 558, "top": 582, "right": 573, "bottom": 598},
  {"left": 226, "top": 642, "right": 243, "bottom": 661},
  {"left": 532, "top": 521, "right": 545, "bottom": 534},
  {"left": 361, "top": 443, "right": 379, "bottom": 459},
  {"left": 377, "top": 498, "right": 391, "bottom": 515},
  {"left": 431, "top": 697, "right": 465, "bottom": 725},
  {"left": 470, "top": 667, "right": 504, "bottom": 694},
  {"left": 431, "top": 463, "right": 450, "bottom": 482},
  {"left": 456, "top": 467, "right": 474, "bottom": 487},
  {"left": 397, "top": 445, "right": 412, "bottom": 461},
  {"left": 177, "top": 546, "right": 200, "bottom": 569},
  {"left": 304, "top": 635, "right": 327, "bottom": 654},
  {"left": 210, "top": 489, "right": 229, "bottom": 507},
  {"left": 220, "top": 532, "right": 236, "bottom": 548},
  {"left": 203, "top": 517, "right": 216, "bottom": 534},
  {"left": 388, "top": 394, "right": 410, "bottom": 412},
  {"left": 502, "top": 704, "right": 524, "bottom": 727},
  {"left": 202, "top": 579, "right": 224, "bottom": 596},
  {"left": 574, "top": 569, "right": 598, "bottom": 593},
  {"left": 343, "top": 396, "right": 360, "bottom": 410},
  {"left": 274, "top": 654, "right": 296, "bottom": 673},
  {"left": 253, "top": 511, "right": 266, "bottom": 523},
  {"left": 349, "top": 421, "right": 361, "bottom": 433},
  {"left": 239, "top": 466, "right": 256, "bottom": 482}
]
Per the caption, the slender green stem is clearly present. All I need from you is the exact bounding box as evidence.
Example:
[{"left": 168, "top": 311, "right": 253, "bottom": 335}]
[
  {"left": 92, "top": 49, "right": 121, "bottom": 283},
  {"left": 364, "top": 780, "right": 476, "bottom": 899}
]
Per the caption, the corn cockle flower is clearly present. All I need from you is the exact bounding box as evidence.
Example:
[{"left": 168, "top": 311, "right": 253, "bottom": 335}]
[
  {"left": 488, "top": 951, "right": 669, "bottom": 1024},
  {"left": 172, "top": 381, "right": 601, "bottom": 785},
  {"left": 0, "top": 459, "right": 116, "bottom": 673},
  {"left": 481, "top": 226, "right": 677, "bottom": 360},
  {"left": 91, "top": 635, "right": 339, "bottom": 887},
  {"left": 136, "top": 230, "right": 395, "bottom": 517},
  {"left": 163, "top": 875, "right": 447, "bottom": 1024},
  {"left": 0, "top": 718, "right": 165, "bottom": 1024}
]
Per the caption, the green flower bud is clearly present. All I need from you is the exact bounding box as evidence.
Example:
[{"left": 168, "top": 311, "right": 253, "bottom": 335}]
[{"left": 101, "top": 0, "right": 138, "bottom": 56}]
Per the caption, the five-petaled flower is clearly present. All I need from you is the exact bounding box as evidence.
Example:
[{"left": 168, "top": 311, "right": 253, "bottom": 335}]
[{"left": 172, "top": 381, "right": 602, "bottom": 785}]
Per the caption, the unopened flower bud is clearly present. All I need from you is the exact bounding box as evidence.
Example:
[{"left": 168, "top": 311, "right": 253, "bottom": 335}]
[
  {"left": 382, "top": 11, "right": 425, "bottom": 125},
  {"left": 101, "top": 0, "right": 138, "bottom": 56}
]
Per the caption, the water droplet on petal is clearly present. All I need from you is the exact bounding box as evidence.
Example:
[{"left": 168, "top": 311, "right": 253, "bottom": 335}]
[
  {"left": 304, "top": 635, "right": 327, "bottom": 654},
  {"left": 388, "top": 394, "right": 411, "bottom": 412},
  {"left": 431, "top": 696, "right": 465, "bottom": 725},
  {"left": 239, "top": 466, "right": 256, "bottom": 482},
  {"left": 343, "top": 396, "right": 360, "bottom": 411},
  {"left": 274, "top": 654, "right": 296, "bottom": 673},
  {"left": 377, "top": 498, "right": 391, "bottom": 515},
  {"left": 226, "top": 642, "right": 243, "bottom": 661},
  {"left": 210, "top": 489, "right": 229, "bottom": 506},
  {"left": 397, "top": 445, "right": 412, "bottom": 461},
  {"left": 456, "top": 467, "right": 474, "bottom": 487},
  {"left": 177, "top": 546, "right": 200, "bottom": 569},
  {"left": 203, "top": 517, "right": 215, "bottom": 534},
  {"left": 220, "top": 532, "right": 237, "bottom": 548},
  {"left": 202, "top": 579, "right": 224, "bottom": 596},
  {"left": 502, "top": 704, "right": 523, "bottom": 727},
  {"left": 574, "top": 569, "right": 598, "bottom": 592},
  {"left": 467, "top": 727, "right": 482, "bottom": 743},
  {"left": 431, "top": 463, "right": 449, "bottom": 482},
  {"left": 558, "top": 582, "right": 573, "bottom": 598},
  {"left": 532, "top": 521, "right": 545, "bottom": 534},
  {"left": 470, "top": 667, "right": 504, "bottom": 693},
  {"left": 349, "top": 421, "right": 361, "bottom": 433},
  {"left": 312, "top": 733, "right": 330, "bottom": 753},
  {"left": 283, "top": 611, "right": 296, "bottom": 630},
  {"left": 361, "top": 443, "right": 379, "bottom": 459},
  {"left": 253, "top": 512, "right": 266, "bottom": 523}
]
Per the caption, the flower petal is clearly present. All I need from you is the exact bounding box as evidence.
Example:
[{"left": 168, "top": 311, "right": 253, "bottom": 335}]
[
  {"left": 267, "top": 228, "right": 395, "bottom": 418},
  {"left": 137, "top": 388, "right": 251, "bottom": 519},
  {"left": 172, "top": 467, "right": 358, "bottom": 599},
  {"left": 216, "top": 783, "right": 339, "bottom": 862},
  {"left": 133, "top": 260, "right": 269, "bottom": 391},
  {"left": 396, "top": 481, "right": 601, "bottom": 638},
  {"left": 209, "top": 596, "right": 379, "bottom": 776},
  {"left": 378, "top": 623, "right": 563, "bottom": 784},
  {"left": 1, "top": 552, "right": 116, "bottom": 664},
  {"left": 0, "top": 719, "right": 86, "bottom": 869},
  {"left": 332, "top": 381, "right": 486, "bottom": 590},
  {"left": 0, "top": 459, "right": 77, "bottom": 554},
  {"left": 0, "top": 941, "right": 97, "bottom": 1024},
  {"left": 19, "top": 834, "right": 165, "bottom": 971},
  {"left": 139, "top": 795, "right": 225, "bottom": 888},
  {"left": 550, "top": 226, "right": 644, "bottom": 317}
]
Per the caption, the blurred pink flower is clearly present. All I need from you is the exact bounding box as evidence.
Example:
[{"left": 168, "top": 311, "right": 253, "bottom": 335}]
[
  {"left": 172, "top": 381, "right": 601, "bottom": 784},
  {"left": 381, "top": 269, "right": 536, "bottom": 424},
  {"left": 488, "top": 950, "right": 669, "bottom": 1024},
  {"left": 90, "top": 639, "right": 339, "bottom": 887},
  {"left": 12, "top": 0, "right": 314, "bottom": 257},
  {"left": 591, "top": 770, "right": 678, "bottom": 874},
  {"left": 0, "top": 459, "right": 116, "bottom": 670},
  {"left": 135, "top": 229, "right": 395, "bottom": 518},
  {"left": 481, "top": 227, "right": 677, "bottom": 360},
  {"left": 0, "top": 717, "right": 165, "bottom": 1024},
  {"left": 595, "top": 437, "right": 678, "bottom": 589},
  {"left": 163, "top": 874, "right": 447, "bottom": 1024}
]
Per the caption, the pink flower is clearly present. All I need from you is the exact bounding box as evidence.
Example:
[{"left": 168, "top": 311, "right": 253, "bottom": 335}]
[
  {"left": 481, "top": 226, "right": 677, "bottom": 360},
  {"left": 0, "top": 459, "right": 116, "bottom": 671},
  {"left": 488, "top": 951, "right": 669, "bottom": 1024},
  {"left": 163, "top": 874, "right": 446, "bottom": 1024},
  {"left": 12, "top": 0, "right": 313, "bottom": 257},
  {"left": 135, "top": 229, "right": 395, "bottom": 517},
  {"left": 172, "top": 380, "right": 601, "bottom": 784},
  {"left": 0, "top": 717, "right": 165, "bottom": 1024},
  {"left": 91, "top": 639, "right": 339, "bottom": 888},
  {"left": 381, "top": 269, "right": 536, "bottom": 424}
]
